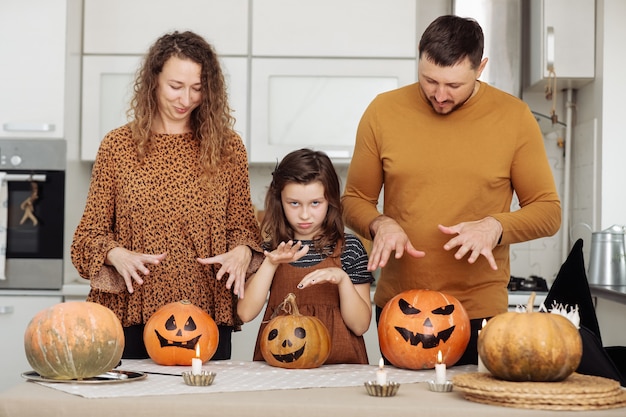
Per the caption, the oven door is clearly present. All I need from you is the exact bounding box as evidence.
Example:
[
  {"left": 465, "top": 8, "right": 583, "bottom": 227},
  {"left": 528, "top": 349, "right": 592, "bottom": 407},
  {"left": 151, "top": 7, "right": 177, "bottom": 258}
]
[{"left": 0, "top": 170, "right": 64, "bottom": 289}]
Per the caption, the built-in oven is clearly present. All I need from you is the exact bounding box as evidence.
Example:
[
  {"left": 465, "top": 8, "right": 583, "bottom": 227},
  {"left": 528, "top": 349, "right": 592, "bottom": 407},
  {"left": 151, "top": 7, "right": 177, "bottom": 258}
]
[{"left": 0, "top": 139, "right": 65, "bottom": 290}]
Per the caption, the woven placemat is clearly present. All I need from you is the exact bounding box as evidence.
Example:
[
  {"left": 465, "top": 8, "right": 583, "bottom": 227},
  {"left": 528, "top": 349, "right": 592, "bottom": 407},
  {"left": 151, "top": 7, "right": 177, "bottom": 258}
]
[{"left": 452, "top": 372, "right": 626, "bottom": 411}]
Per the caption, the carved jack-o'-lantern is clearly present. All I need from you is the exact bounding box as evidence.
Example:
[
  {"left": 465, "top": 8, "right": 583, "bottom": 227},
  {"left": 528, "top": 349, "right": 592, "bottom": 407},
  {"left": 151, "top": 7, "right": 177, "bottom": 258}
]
[
  {"left": 378, "top": 289, "right": 470, "bottom": 369},
  {"left": 260, "top": 293, "right": 331, "bottom": 369},
  {"left": 143, "top": 300, "right": 219, "bottom": 365}
]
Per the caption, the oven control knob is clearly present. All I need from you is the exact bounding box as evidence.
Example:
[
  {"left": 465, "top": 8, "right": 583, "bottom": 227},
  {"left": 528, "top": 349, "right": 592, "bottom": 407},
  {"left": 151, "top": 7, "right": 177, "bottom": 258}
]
[{"left": 10, "top": 155, "right": 22, "bottom": 167}]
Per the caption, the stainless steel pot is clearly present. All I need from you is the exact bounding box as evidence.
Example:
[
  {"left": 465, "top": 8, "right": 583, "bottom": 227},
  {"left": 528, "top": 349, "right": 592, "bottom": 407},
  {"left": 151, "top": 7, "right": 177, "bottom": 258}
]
[{"left": 588, "top": 225, "right": 626, "bottom": 286}]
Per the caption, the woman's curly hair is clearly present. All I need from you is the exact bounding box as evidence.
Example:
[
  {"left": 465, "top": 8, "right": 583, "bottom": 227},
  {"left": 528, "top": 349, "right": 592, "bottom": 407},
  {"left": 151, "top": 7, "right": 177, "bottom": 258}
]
[{"left": 128, "top": 30, "right": 237, "bottom": 174}]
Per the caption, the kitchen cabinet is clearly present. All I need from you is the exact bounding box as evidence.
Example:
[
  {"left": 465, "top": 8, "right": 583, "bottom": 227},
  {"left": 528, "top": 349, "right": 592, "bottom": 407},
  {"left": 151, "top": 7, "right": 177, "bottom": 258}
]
[
  {"left": 80, "top": 56, "right": 248, "bottom": 161},
  {"left": 0, "top": 294, "right": 63, "bottom": 392},
  {"left": 248, "top": 58, "right": 416, "bottom": 163},
  {"left": 526, "top": 0, "right": 595, "bottom": 92},
  {"left": 83, "top": 0, "right": 248, "bottom": 55},
  {"left": 0, "top": 0, "right": 66, "bottom": 139},
  {"left": 251, "top": 0, "right": 417, "bottom": 58}
]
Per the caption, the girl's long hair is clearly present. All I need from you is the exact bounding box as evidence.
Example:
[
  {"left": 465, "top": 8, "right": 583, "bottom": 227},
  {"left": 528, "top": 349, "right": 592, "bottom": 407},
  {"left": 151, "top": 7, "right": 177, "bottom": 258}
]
[
  {"left": 128, "top": 30, "right": 237, "bottom": 174},
  {"left": 261, "top": 149, "right": 344, "bottom": 255}
]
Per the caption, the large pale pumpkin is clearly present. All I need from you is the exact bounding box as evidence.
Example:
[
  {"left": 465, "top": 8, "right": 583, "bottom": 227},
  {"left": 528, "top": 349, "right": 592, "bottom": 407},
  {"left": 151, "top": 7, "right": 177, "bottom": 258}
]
[
  {"left": 260, "top": 293, "right": 331, "bottom": 369},
  {"left": 478, "top": 293, "right": 582, "bottom": 382},
  {"left": 143, "top": 300, "right": 219, "bottom": 365},
  {"left": 378, "top": 289, "right": 470, "bottom": 369},
  {"left": 23, "top": 301, "right": 124, "bottom": 380}
]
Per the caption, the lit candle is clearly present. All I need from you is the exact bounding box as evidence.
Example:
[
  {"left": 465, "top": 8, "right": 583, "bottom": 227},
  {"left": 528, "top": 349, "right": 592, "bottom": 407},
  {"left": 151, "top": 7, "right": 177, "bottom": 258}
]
[
  {"left": 477, "top": 319, "right": 488, "bottom": 373},
  {"left": 376, "top": 358, "right": 387, "bottom": 385},
  {"left": 435, "top": 350, "right": 446, "bottom": 384},
  {"left": 192, "top": 343, "right": 202, "bottom": 375}
]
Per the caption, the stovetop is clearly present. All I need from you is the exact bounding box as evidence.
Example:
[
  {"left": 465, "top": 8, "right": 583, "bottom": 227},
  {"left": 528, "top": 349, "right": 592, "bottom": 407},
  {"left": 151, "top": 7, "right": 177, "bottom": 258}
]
[{"left": 508, "top": 275, "right": 549, "bottom": 292}]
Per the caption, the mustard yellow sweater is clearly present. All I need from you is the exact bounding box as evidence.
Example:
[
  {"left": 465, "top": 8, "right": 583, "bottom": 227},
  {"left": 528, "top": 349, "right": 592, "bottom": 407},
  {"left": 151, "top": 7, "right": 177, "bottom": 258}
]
[{"left": 342, "top": 82, "right": 561, "bottom": 319}]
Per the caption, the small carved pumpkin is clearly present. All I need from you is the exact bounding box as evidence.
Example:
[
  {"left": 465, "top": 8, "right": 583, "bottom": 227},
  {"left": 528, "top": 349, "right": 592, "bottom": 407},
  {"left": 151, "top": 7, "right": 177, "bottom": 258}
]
[
  {"left": 260, "top": 293, "right": 331, "bottom": 369},
  {"left": 378, "top": 289, "right": 470, "bottom": 369},
  {"left": 478, "top": 292, "right": 582, "bottom": 382},
  {"left": 24, "top": 301, "right": 124, "bottom": 380},
  {"left": 143, "top": 300, "right": 219, "bottom": 365}
]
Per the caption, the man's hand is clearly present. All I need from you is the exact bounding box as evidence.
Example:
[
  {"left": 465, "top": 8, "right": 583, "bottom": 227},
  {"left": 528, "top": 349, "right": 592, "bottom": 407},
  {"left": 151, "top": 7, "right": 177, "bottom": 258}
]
[
  {"left": 368, "top": 215, "right": 425, "bottom": 271},
  {"left": 438, "top": 216, "right": 503, "bottom": 270}
]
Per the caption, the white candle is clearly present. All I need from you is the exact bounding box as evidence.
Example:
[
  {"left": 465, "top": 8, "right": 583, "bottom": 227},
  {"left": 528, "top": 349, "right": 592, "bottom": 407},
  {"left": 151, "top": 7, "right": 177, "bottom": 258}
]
[
  {"left": 376, "top": 358, "right": 387, "bottom": 385},
  {"left": 477, "top": 319, "right": 488, "bottom": 373},
  {"left": 192, "top": 344, "right": 202, "bottom": 375},
  {"left": 435, "top": 350, "right": 446, "bottom": 384}
]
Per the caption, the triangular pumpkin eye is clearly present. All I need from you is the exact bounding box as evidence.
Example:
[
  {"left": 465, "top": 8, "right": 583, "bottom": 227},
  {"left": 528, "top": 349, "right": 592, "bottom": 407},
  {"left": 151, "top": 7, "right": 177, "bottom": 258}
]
[
  {"left": 399, "top": 298, "right": 421, "bottom": 315},
  {"left": 184, "top": 316, "right": 197, "bottom": 331},
  {"left": 432, "top": 305, "right": 455, "bottom": 315},
  {"left": 165, "top": 315, "right": 177, "bottom": 330}
]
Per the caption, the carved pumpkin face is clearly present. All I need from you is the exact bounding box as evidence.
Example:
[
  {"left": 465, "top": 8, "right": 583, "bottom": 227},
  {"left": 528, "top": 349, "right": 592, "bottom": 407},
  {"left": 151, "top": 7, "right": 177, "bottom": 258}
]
[
  {"left": 378, "top": 289, "right": 470, "bottom": 369},
  {"left": 260, "top": 293, "right": 331, "bottom": 369},
  {"left": 143, "top": 300, "right": 218, "bottom": 366}
]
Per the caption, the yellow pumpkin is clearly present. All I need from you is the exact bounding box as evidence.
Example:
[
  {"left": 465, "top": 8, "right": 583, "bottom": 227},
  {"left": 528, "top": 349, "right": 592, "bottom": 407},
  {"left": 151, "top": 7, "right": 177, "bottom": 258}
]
[
  {"left": 23, "top": 301, "right": 124, "bottom": 380},
  {"left": 260, "top": 293, "right": 331, "bottom": 369},
  {"left": 478, "top": 293, "right": 582, "bottom": 382}
]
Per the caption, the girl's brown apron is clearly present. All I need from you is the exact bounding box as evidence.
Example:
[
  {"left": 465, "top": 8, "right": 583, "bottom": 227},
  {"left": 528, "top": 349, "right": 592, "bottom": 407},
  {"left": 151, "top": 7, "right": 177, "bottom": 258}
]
[{"left": 252, "top": 242, "right": 369, "bottom": 364}]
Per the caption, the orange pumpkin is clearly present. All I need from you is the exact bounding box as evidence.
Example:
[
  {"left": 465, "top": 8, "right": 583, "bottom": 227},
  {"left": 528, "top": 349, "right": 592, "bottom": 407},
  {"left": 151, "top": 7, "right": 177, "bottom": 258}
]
[
  {"left": 23, "top": 301, "right": 124, "bottom": 380},
  {"left": 478, "top": 293, "right": 582, "bottom": 382},
  {"left": 378, "top": 289, "right": 470, "bottom": 369},
  {"left": 260, "top": 293, "right": 331, "bottom": 369},
  {"left": 143, "top": 300, "right": 219, "bottom": 365}
]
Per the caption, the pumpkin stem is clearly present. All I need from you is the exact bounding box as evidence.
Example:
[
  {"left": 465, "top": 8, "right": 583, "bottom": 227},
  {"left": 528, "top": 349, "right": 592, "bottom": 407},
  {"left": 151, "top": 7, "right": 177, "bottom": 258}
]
[
  {"left": 275, "top": 293, "right": 300, "bottom": 317},
  {"left": 526, "top": 292, "right": 536, "bottom": 313}
]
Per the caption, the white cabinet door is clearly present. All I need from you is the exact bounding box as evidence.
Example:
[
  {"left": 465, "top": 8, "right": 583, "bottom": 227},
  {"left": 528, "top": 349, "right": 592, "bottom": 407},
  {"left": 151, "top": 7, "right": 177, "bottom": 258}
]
[
  {"left": 83, "top": 0, "right": 248, "bottom": 55},
  {"left": 0, "top": 0, "right": 66, "bottom": 138},
  {"left": 249, "top": 58, "right": 416, "bottom": 163},
  {"left": 252, "top": 0, "right": 417, "bottom": 58},
  {"left": 0, "top": 295, "right": 63, "bottom": 392},
  {"left": 526, "top": 0, "right": 595, "bottom": 91},
  {"left": 81, "top": 56, "right": 248, "bottom": 161}
]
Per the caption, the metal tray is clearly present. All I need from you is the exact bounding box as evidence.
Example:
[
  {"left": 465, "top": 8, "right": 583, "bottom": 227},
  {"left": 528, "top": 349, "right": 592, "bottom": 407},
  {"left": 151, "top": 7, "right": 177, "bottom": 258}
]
[{"left": 21, "top": 369, "right": 146, "bottom": 384}]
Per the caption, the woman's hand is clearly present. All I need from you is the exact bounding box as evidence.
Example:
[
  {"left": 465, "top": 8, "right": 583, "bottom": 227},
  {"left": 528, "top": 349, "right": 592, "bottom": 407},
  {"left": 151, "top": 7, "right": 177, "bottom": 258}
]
[
  {"left": 105, "top": 247, "right": 167, "bottom": 293},
  {"left": 197, "top": 245, "right": 255, "bottom": 299}
]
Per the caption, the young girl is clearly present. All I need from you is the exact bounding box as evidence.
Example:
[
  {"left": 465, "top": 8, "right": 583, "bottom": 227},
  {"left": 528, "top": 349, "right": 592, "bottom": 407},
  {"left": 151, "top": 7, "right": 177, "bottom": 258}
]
[{"left": 237, "top": 149, "right": 374, "bottom": 364}]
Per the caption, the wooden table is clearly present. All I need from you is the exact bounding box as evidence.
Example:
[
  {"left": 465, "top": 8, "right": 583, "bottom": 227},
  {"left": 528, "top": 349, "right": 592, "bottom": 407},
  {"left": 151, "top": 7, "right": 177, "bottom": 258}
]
[{"left": 1, "top": 374, "right": 624, "bottom": 417}]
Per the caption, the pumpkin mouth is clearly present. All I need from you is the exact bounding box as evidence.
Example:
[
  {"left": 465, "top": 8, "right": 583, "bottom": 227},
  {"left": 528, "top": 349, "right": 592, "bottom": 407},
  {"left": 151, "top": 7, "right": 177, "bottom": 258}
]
[
  {"left": 154, "top": 330, "right": 201, "bottom": 350},
  {"left": 394, "top": 326, "right": 455, "bottom": 349},
  {"left": 271, "top": 343, "right": 306, "bottom": 363}
]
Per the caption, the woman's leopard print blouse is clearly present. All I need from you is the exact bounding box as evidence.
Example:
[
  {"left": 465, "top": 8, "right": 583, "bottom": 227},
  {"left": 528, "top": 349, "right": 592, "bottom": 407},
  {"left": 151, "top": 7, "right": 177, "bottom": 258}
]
[{"left": 71, "top": 125, "right": 263, "bottom": 328}]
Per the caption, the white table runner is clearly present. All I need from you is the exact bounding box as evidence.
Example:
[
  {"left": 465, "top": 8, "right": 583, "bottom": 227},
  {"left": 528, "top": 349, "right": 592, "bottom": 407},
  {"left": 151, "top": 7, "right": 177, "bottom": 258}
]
[{"left": 29, "top": 359, "right": 476, "bottom": 399}]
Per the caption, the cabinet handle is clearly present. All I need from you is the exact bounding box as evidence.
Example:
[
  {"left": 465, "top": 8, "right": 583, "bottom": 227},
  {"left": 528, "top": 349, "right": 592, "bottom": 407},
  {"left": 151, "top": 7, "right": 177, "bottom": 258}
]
[
  {"left": 0, "top": 305, "right": 15, "bottom": 315},
  {"left": 546, "top": 26, "right": 555, "bottom": 72},
  {"left": 3, "top": 123, "right": 56, "bottom": 132}
]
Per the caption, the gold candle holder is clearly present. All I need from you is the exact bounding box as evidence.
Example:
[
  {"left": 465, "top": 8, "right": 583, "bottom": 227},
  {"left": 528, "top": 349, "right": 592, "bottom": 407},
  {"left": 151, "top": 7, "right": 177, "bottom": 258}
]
[
  {"left": 182, "top": 370, "right": 216, "bottom": 386},
  {"left": 364, "top": 381, "right": 401, "bottom": 397},
  {"left": 427, "top": 379, "right": 453, "bottom": 392}
]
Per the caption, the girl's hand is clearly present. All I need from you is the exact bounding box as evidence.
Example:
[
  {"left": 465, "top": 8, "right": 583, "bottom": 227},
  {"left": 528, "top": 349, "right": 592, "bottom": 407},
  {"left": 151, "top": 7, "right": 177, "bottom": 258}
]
[
  {"left": 264, "top": 240, "right": 309, "bottom": 266},
  {"left": 297, "top": 267, "right": 347, "bottom": 289}
]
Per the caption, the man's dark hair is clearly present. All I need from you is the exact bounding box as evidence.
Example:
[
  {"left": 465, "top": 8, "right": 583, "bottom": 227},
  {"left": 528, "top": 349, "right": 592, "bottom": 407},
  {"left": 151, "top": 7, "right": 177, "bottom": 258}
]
[{"left": 418, "top": 15, "right": 484, "bottom": 69}]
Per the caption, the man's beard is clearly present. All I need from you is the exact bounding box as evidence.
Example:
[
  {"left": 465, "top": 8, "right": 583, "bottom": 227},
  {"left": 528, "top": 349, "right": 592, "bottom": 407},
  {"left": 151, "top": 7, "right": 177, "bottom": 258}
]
[{"left": 426, "top": 89, "right": 474, "bottom": 115}]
